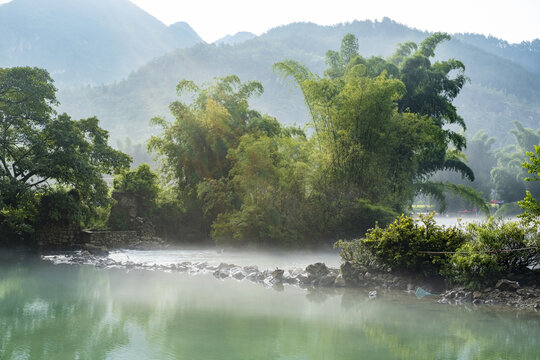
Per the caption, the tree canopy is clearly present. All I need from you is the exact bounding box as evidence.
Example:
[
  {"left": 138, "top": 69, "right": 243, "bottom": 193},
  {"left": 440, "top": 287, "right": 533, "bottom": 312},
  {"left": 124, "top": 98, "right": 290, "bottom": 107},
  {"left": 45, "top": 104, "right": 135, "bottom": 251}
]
[
  {"left": 0, "top": 67, "right": 130, "bottom": 240},
  {"left": 274, "top": 32, "right": 476, "bottom": 217}
]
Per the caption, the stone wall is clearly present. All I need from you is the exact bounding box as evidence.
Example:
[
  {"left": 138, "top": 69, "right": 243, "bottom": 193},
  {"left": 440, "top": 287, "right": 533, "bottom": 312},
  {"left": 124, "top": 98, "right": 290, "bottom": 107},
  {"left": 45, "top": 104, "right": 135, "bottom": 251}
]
[
  {"left": 35, "top": 223, "right": 81, "bottom": 250},
  {"left": 80, "top": 230, "right": 139, "bottom": 249}
]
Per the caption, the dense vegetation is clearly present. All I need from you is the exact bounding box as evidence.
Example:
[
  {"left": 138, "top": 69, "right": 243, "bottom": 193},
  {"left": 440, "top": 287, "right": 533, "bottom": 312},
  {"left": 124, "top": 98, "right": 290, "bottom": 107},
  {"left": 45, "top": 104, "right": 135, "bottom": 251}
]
[
  {"left": 140, "top": 33, "right": 484, "bottom": 247},
  {"left": 337, "top": 147, "right": 540, "bottom": 289},
  {"left": 336, "top": 213, "right": 539, "bottom": 289},
  {"left": 435, "top": 121, "right": 540, "bottom": 215},
  {"left": 0, "top": 67, "right": 130, "bottom": 244}
]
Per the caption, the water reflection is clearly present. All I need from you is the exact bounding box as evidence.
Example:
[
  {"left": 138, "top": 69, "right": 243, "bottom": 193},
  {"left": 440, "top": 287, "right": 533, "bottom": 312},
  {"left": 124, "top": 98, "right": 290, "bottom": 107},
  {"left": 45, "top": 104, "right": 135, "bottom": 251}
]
[{"left": 0, "top": 260, "right": 538, "bottom": 360}]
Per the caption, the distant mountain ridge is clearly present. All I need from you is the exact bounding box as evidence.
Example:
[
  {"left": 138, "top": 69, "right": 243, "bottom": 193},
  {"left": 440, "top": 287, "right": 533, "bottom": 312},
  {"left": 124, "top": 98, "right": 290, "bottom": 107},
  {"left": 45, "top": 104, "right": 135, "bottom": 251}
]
[
  {"left": 1, "top": 0, "right": 536, "bottom": 147},
  {"left": 58, "top": 18, "right": 540, "bottom": 146},
  {"left": 0, "top": 0, "right": 203, "bottom": 85},
  {"left": 215, "top": 32, "right": 257, "bottom": 45}
]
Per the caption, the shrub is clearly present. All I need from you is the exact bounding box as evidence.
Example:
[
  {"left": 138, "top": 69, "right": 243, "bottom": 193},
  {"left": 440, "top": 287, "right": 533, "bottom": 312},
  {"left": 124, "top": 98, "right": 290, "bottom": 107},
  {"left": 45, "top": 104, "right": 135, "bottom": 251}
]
[
  {"left": 113, "top": 164, "right": 159, "bottom": 217},
  {"left": 445, "top": 219, "right": 539, "bottom": 289},
  {"left": 336, "top": 213, "right": 468, "bottom": 277}
]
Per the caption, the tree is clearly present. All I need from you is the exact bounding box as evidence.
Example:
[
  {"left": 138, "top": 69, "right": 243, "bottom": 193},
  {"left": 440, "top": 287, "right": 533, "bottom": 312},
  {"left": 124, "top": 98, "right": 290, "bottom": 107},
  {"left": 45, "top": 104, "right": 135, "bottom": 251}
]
[
  {"left": 0, "top": 67, "right": 130, "bottom": 239},
  {"left": 518, "top": 144, "right": 540, "bottom": 224},
  {"left": 274, "top": 33, "right": 478, "bottom": 228},
  {"left": 492, "top": 121, "right": 540, "bottom": 202},
  {"left": 112, "top": 163, "right": 160, "bottom": 217},
  {"left": 148, "top": 75, "right": 279, "bottom": 239},
  {"left": 211, "top": 132, "right": 312, "bottom": 247}
]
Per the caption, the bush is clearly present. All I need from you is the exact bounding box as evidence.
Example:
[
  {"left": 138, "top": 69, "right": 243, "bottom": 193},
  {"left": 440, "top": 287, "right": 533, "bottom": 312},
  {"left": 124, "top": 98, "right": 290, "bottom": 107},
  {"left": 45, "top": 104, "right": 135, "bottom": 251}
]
[
  {"left": 445, "top": 219, "right": 539, "bottom": 289},
  {"left": 112, "top": 164, "right": 159, "bottom": 217},
  {"left": 37, "top": 189, "right": 83, "bottom": 225},
  {"left": 336, "top": 213, "right": 468, "bottom": 277}
]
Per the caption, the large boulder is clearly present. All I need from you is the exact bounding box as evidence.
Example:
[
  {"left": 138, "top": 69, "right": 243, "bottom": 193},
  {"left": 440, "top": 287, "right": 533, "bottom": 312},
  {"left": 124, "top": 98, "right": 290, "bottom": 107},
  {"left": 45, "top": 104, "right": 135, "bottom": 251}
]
[
  {"left": 495, "top": 279, "right": 519, "bottom": 292},
  {"left": 306, "top": 262, "right": 329, "bottom": 278}
]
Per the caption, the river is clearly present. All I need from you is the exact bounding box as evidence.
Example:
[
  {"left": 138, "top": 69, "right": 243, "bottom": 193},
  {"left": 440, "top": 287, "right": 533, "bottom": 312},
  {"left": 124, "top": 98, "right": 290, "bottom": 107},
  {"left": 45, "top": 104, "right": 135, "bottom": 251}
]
[{"left": 0, "top": 253, "right": 538, "bottom": 360}]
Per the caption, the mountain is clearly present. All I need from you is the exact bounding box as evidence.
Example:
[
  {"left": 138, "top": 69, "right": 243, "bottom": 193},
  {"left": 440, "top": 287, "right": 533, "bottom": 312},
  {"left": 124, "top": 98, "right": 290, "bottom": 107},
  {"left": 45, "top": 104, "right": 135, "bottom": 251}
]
[
  {"left": 455, "top": 34, "right": 540, "bottom": 76},
  {"left": 0, "top": 0, "right": 203, "bottom": 85},
  {"left": 55, "top": 18, "right": 540, "bottom": 145},
  {"left": 215, "top": 32, "right": 257, "bottom": 45}
]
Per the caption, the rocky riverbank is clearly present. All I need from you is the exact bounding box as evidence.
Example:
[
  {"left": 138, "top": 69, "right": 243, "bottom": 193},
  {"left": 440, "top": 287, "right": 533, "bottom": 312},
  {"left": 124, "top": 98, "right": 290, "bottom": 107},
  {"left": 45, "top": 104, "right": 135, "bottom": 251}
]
[
  {"left": 41, "top": 252, "right": 540, "bottom": 312},
  {"left": 438, "top": 279, "right": 540, "bottom": 310}
]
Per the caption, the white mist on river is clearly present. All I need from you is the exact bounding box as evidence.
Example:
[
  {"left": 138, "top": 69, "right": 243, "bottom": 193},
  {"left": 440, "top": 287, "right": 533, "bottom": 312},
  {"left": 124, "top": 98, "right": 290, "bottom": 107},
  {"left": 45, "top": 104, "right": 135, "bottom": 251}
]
[{"left": 109, "top": 248, "right": 340, "bottom": 270}]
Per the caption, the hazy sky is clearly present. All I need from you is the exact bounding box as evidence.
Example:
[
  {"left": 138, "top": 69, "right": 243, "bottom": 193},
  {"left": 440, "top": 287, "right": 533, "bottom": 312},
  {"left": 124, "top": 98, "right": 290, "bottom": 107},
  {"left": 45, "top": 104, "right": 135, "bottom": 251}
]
[
  {"left": 1, "top": 0, "right": 538, "bottom": 43},
  {"left": 127, "top": 0, "right": 540, "bottom": 43}
]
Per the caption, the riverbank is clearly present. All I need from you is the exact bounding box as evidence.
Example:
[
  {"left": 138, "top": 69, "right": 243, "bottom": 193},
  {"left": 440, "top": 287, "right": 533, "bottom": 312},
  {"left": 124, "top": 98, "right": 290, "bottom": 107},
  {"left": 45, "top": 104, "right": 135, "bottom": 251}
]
[{"left": 41, "top": 250, "right": 540, "bottom": 312}]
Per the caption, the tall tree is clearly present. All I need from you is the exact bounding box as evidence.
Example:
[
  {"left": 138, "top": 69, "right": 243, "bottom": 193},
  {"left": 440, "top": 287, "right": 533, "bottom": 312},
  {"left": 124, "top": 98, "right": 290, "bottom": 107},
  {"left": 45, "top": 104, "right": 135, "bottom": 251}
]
[
  {"left": 275, "top": 33, "right": 479, "bottom": 224},
  {"left": 0, "top": 67, "right": 131, "bottom": 239}
]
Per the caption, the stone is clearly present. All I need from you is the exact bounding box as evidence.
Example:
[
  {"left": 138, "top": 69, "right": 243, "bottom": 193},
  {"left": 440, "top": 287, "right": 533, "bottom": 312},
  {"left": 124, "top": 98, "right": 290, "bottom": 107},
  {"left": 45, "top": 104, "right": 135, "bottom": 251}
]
[
  {"left": 473, "top": 291, "right": 482, "bottom": 300},
  {"left": 213, "top": 269, "right": 230, "bottom": 279},
  {"left": 306, "top": 262, "right": 329, "bottom": 278},
  {"left": 495, "top": 279, "right": 519, "bottom": 292},
  {"left": 368, "top": 290, "right": 377, "bottom": 298},
  {"left": 334, "top": 274, "right": 346, "bottom": 287},
  {"left": 230, "top": 267, "right": 247, "bottom": 280},
  {"left": 318, "top": 274, "right": 337, "bottom": 287},
  {"left": 271, "top": 269, "right": 285, "bottom": 282},
  {"left": 340, "top": 262, "right": 356, "bottom": 283},
  {"left": 84, "top": 243, "right": 109, "bottom": 256},
  {"left": 243, "top": 265, "right": 259, "bottom": 273}
]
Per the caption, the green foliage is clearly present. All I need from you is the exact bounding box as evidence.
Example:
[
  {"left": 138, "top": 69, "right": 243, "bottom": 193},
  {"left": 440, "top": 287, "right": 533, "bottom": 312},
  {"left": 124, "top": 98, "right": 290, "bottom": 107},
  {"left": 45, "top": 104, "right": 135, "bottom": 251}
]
[
  {"left": 337, "top": 215, "right": 539, "bottom": 289},
  {"left": 113, "top": 163, "right": 160, "bottom": 217},
  {"left": 492, "top": 122, "right": 540, "bottom": 202},
  {"left": 275, "top": 33, "right": 474, "bottom": 221},
  {"left": 149, "top": 76, "right": 290, "bottom": 241},
  {"left": 0, "top": 67, "right": 131, "bottom": 243},
  {"left": 149, "top": 75, "right": 266, "bottom": 188},
  {"left": 211, "top": 133, "right": 312, "bottom": 247},
  {"left": 362, "top": 214, "right": 467, "bottom": 276},
  {"left": 445, "top": 219, "right": 539, "bottom": 289},
  {"left": 518, "top": 144, "right": 540, "bottom": 225},
  {"left": 37, "top": 189, "right": 82, "bottom": 225},
  {"left": 493, "top": 202, "right": 523, "bottom": 218}
]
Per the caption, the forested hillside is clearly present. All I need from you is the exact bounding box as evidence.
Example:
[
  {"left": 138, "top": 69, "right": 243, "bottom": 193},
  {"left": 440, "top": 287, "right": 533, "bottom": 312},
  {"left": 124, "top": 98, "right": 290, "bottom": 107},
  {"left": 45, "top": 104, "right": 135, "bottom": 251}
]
[
  {"left": 0, "top": 0, "right": 203, "bottom": 85},
  {"left": 58, "top": 18, "right": 540, "bottom": 145}
]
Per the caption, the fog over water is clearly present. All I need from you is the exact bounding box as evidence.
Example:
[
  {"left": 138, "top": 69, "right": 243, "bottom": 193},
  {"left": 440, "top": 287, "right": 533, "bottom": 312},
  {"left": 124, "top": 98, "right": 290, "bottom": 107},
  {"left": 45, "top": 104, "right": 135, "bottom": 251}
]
[
  {"left": 108, "top": 216, "right": 516, "bottom": 271},
  {"left": 109, "top": 248, "right": 340, "bottom": 270}
]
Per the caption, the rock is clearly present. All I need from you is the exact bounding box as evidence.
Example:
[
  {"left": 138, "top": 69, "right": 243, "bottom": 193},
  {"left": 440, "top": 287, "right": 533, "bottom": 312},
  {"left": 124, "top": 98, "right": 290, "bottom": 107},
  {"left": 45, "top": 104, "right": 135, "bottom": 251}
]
[
  {"left": 473, "top": 291, "right": 482, "bottom": 300},
  {"left": 495, "top": 279, "right": 519, "bottom": 292},
  {"left": 334, "top": 274, "right": 346, "bottom": 287},
  {"left": 297, "top": 274, "right": 310, "bottom": 286},
  {"left": 369, "top": 290, "right": 377, "bottom": 298},
  {"left": 318, "top": 274, "right": 337, "bottom": 287},
  {"left": 340, "top": 262, "right": 356, "bottom": 284},
  {"left": 271, "top": 269, "right": 284, "bottom": 283},
  {"left": 213, "top": 269, "right": 230, "bottom": 279},
  {"left": 243, "top": 265, "right": 259, "bottom": 273},
  {"left": 246, "top": 272, "right": 260, "bottom": 282},
  {"left": 472, "top": 298, "right": 483, "bottom": 305},
  {"left": 84, "top": 243, "right": 109, "bottom": 256},
  {"left": 230, "top": 267, "right": 247, "bottom": 280},
  {"left": 306, "top": 262, "right": 329, "bottom": 278}
]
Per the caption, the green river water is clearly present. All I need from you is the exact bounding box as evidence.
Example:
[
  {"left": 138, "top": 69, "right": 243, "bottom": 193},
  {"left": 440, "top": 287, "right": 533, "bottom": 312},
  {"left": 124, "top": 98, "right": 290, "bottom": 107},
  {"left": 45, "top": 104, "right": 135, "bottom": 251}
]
[{"left": 0, "top": 256, "right": 538, "bottom": 360}]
